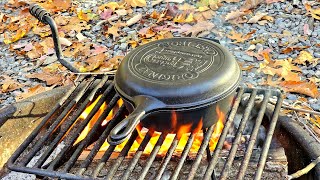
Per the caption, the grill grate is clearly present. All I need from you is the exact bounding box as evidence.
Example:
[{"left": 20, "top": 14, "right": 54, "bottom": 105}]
[{"left": 7, "top": 75, "right": 283, "bottom": 180}]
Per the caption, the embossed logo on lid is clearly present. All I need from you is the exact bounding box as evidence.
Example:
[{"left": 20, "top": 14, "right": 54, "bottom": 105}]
[{"left": 128, "top": 39, "right": 221, "bottom": 83}]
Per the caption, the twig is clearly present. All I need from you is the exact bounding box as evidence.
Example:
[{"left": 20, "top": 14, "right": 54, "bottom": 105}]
[
  {"left": 268, "top": 100, "right": 320, "bottom": 116},
  {"left": 287, "top": 156, "right": 320, "bottom": 179}
]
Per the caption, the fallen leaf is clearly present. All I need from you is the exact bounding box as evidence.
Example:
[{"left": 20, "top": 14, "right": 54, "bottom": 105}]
[
  {"left": 126, "top": 13, "right": 142, "bottom": 26},
  {"left": 100, "top": 56, "right": 123, "bottom": 72},
  {"left": 241, "top": 0, "right": 264, "bottom": 10},
  {"left": 227, "top": 30, "right": 256, "bottom": 43},
  {"left": 280, "top": 81, "right": 319, "bottom": 98},
  {"left": 16, "top": 85, "right": 54, "bottom": 100},
  {"left": 184, "top": 21, "right": 214, "bottom": 37},
  {"left": 4, "top": 28, "right": 27, "bottom": 44},
  {"left": 107, "top": 24, "right": 120, "bottom": 40},
  {"left": 171, "top": 24, "right": 192, "bottom": 33},
  {"left": 76, "top": 32, "right": 87, "bottom": 42},
  {"left": 26, "top": 72, "right": 64, "bottom": 86},
  {"left": 104, "top": 2, "right": 120, "bottom": 11},
  {"left": 305, "top": 3, "right": 320, "bottom": 20},
  {"left": 91, "top": 44, "right": 108, "bottom": 56},
  {"left": 281, "top": 46, "right": 310, "bottom": 54},
  {"left": 59, "top": 37, "right": 72, "bottom": 46},
  {"left": 126, "top": 0, "right": 147, "bottom": 7},
  {"left": 247, "top": 12, "right": 268, "bottom": 23},
  {"left": 100, "top": 9, "right": 113, "bottom": 20},
  {"left": 223, "top": 0, "right": 240, "bottom": 2},
  {"left": 0, "top": 75, "right": 24, "bottom": 93},
  {"left": 115, "top": 9, "right": 127, "bottom": 16},
  {"left": 78, "top": 53, "right": 107, "bottom": 72},
  {"left": 294, "top": 51, "right": 317, "bottom": 66},
  {"left": 225, "top": 10, "right": 246, "bottom": 21}
]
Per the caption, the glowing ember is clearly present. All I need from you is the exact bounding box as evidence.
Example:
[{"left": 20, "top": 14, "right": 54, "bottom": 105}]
[{"left": 76, "top": 98, "right": 225, "bottom": 158}]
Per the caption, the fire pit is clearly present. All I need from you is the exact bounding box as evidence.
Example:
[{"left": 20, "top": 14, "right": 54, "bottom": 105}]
[{"left": 1, "top": 75, "right": 319, "bottom": 179}]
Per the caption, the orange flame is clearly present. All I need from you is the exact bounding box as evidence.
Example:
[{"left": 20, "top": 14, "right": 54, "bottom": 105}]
[{"left": 77, "top": 99, "right": 226, "bottom": 158}]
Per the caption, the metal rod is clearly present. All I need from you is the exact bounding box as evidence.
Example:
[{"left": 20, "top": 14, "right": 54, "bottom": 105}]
[
  {"left": 236, "top": 91, "right": 271, "bottom": 179},
  {"left": 44, "top": 16, "right": 79, "bottom": 73},
  {"left": 203, "top": 88, "right": 244, "bottom": 180},
  {"left": 187, "top": 125, "right": 215, "bottom": 180},
  {"left": 254, "top": 95, "right": 283, "bottom": 180},
  {"left": 170, "top": 133, "right": 195, "bottom": 180},
  {"left": 20, "top": 77, "right": 94, "bottom": 166},
  {"left": 155, "top": 136, "right": 179, "bottom": 180},
  {"left": 62, "top": 94, "right": 120, "bottom": 172},
  {"left": 34, "top": 77, "right": 109, "bottom": 168},
  {"left": 77, "top": 105, "right": 127, "bottom": 175},
  {"left": 47, "top": 83, "right": 115, "bottom": 170},
  {"left": 139, "top": 133, "right": 167, "bottom": 180},
  {"left": 7, "top": 76, "right": 85, "bottom": 165},
  {"left": 92, "top": 145, "right": 116, "bottom": 178},
  {"left": 122, "top": 132, "right": 153, "bottom": 180},
  {"left": 105, "top": 131, "right": 138, "bottom": 179},
  {"left": 219, "top": 89, "right": 258, "bottom": 180}
]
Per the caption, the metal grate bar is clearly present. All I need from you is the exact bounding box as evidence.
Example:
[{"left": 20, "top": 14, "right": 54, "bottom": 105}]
[
  {"left": 47, "top": 82, "right": 115, "bottom": 170},
  {"left": 7, "top": 85, "right": 283, "bottom": 180},
  {"left": 139, "top": 133, "right": 167, "bottom": 180},
  {"left": 93, "top": 144, "right": 116, "bottom": 178},
  {"left": 20, "top": 77, "right": 95, "bottom": 166},
  {"left": 170, "top": 133, "right": 195, "bottom": 180},
  {"left": 219, "top": 89, "right": 258, "bottom": 180},
  {"left": 203, "top": 88, "right": 244, "bottom": 180},
  {"left": 155, "top": 136, "right": 179, "bottom": 180},
  {"left": 105, "top": 130, "right": 139, "bottom": 179},
  {"left": 122, "top": 132, "right": 153, "bottom": 180},
  {"left": 34, "top": 77, "right": 109, "bottom": 168},
  {"left": 254, "top": 94, "right": 283, "bottom": 180},
  {"left": 62, "top": 94, "right": 120, "bottom": 172},
  {"left": 236, "top": 90, "right": 271, "bottom": 179},
  {"left": 77, "top": 105, "right": 127, "bottom": 176},
  {"left": 187, "top": 125, "right": 215, "bottom": 180}
]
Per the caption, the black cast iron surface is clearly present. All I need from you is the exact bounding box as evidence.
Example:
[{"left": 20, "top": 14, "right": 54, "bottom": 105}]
[{"left": 7, "top": 75, "right": 283, "bottom": 180}]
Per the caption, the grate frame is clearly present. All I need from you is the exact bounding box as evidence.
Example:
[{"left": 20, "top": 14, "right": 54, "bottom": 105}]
[{"left": 7, "top": 75, "right": 283, "bottom": 180}]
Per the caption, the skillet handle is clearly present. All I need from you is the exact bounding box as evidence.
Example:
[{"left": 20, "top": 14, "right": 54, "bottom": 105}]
[
  {"left": 107, "top": 96, "right": 166, "bottom": 145},
  {"left": 108, "top": 110, "right": 145, "bottom": 145}
]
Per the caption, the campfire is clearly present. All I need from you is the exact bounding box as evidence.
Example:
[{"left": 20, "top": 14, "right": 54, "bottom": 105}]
[{"left": 74, "top": 97, "right": 225, "bottom": 158}]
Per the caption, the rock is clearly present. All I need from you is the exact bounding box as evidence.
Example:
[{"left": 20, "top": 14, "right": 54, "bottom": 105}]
[
  {"left": 119, "top": 43, "right": 128, "bottom": 51},
  {"left": 314, "top": 52, "right": 320, "bottom": 58},
  {"left": 315, "top": 70, "right": 320, "bottom": 78},
  {"left": 241, "top": 54, "right": 254, "bottom": 62},
  {"left": 286, "top": 94, "right": 297, "bottom": 101}
]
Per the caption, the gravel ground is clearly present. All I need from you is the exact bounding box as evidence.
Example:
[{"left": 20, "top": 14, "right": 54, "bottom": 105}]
[{"left": 0, "top": 0, "right": 319, "bottom": 112}]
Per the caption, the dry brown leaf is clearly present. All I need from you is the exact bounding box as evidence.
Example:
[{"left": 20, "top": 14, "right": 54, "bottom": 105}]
[
  {"left": 100, "top": 56, "right": 123, "bottom": 72},
  {"left": 280, "top": 81, "right": 319, "bottom": 98},
  {"left": 16, "top": 85, "right": 54, "bottom": 100},
  {"left": 26, "top": 72, "right": 64, "bottom": 86},
  {"left": 294, "top": 51, "right": 318, "bottom": 66},
  {"left": 126, "top": 13, "right": 142, "bottom": 26},
  {"left": 184, "top": 21, "right": 214, "bottom": 37},
  {"left": 305, "top": 3, "right": 320, "bottom": 20},
  {"left": 223, "top": 0, "right": 240, "bottom": 2},
  {"left": 281, "top": 46, "right": 310, "bottom": 54},
  {"left": 227, "top": 30, "right": 256, "bottom": 43},
  {"left": 225, "top": 10, "right": 246, "bottom": 21},
  {"left": 241, "top": 0, "right": 264, "bottom": 11},
  {"left": 0, "top": 75, "right": 24, "bottom": 93},
  {"left": 126, "top": 0, "right": 147, "bottom": 7},
  {"left": 107, "top": 24, "right": 120, "bottom": 40},
  {"left": 78, "top": 53, "right": 107, "bottom": 72},
  {"left": 247, "top": 12, "right": 267, "bottom": 23}
]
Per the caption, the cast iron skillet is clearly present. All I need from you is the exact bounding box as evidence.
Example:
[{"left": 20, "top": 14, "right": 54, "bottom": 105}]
[{"left": 107, "top": 37, "right": 241, "bottom": 145}]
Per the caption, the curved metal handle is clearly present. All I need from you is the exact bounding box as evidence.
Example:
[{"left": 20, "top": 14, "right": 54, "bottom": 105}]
[
  {"left": 29, "top": 4, "right": 50, "bottom": 24},
  {"left": 107, "top": 110, "right": 145, "bottom": 145},
  {"left": 107, "top": 95, "right": 166, "bottom": 145},
  {"left": 29, "top": 4, "right": 79, "bottom": 73}
]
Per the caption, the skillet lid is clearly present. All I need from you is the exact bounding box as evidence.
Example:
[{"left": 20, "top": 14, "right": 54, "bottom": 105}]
[{"left": 115, "top": 37, "right": 241, "bottom": 109}]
